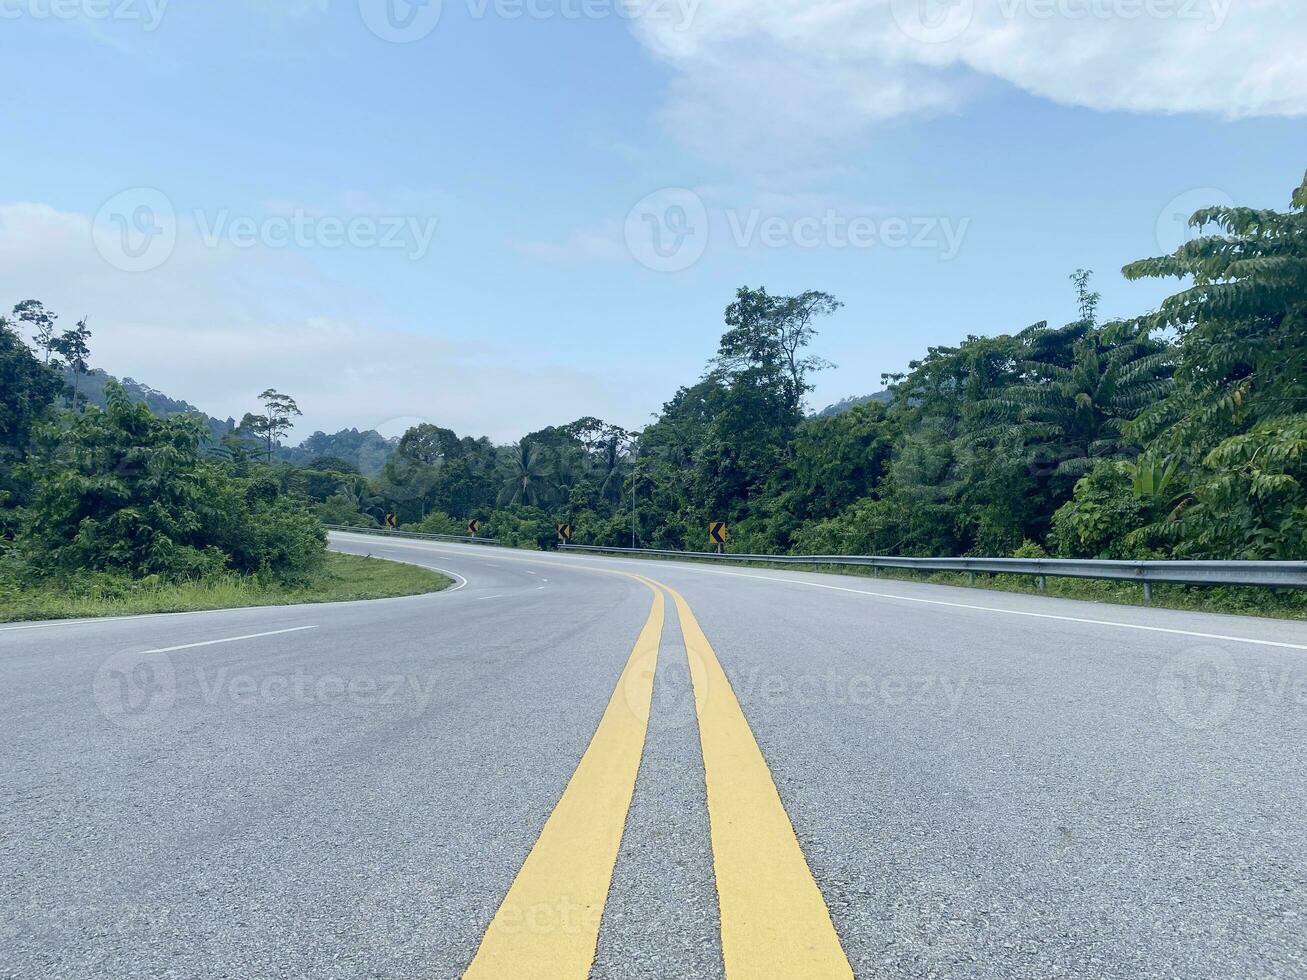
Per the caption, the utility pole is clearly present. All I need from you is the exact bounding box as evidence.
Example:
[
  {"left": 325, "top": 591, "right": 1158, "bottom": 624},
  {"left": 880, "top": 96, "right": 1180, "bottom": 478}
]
[{"left": 630, "top": 454, "right": 639, "bottom": 549}]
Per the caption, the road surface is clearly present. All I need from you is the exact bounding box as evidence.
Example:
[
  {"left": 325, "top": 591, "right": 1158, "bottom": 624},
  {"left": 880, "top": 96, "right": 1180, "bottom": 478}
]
[{"left": 2, "top": 530, "right": 1305, "bottom": 978}]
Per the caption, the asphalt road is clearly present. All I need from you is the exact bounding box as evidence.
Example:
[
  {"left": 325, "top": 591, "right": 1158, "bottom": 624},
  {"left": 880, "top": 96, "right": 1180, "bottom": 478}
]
[{"left": 3, "top": 531, "right": 1306, "bottom": 978}]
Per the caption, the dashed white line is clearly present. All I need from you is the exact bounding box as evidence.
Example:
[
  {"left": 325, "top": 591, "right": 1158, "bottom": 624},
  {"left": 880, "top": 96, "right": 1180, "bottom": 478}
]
[{"left": 142, "top": 626, "right": 318, "bottom": 655}]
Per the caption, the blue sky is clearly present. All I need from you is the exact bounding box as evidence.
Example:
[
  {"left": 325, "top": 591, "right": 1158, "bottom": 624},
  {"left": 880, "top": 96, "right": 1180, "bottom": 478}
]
[{"left": 2, "top": 0, "right": 1305, "bottom": 441}]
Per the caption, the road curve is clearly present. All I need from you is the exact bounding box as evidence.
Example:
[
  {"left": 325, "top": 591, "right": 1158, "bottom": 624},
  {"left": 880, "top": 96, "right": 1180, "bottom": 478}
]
[{"left": 2, "top": 531, "right": 1304, "bottom": 979}]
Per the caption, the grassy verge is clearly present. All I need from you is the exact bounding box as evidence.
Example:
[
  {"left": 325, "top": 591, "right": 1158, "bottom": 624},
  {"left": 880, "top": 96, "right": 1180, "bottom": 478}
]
[
  {"left": 572, "top": 549, "right": 1307, "bottom": 621},
  {"left": 0, "top": 552, "right": 452, "bottom": 624}
]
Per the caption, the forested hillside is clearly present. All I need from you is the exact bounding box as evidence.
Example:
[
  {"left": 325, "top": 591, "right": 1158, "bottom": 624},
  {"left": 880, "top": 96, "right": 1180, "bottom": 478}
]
[{"left": 2, "top": 173, "right": 1304, "bottom": 606}]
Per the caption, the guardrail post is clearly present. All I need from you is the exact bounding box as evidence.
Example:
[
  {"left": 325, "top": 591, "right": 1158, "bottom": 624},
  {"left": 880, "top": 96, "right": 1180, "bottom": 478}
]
[
  {"left": 1143, "top": 581, "right": 1153, "bottom": 605},
  {"left": 968, "top": 571, "right": 976, "bottom": 585},
  {"left": 1038, "top": 575, "right": 1047, "bottom": 592}
]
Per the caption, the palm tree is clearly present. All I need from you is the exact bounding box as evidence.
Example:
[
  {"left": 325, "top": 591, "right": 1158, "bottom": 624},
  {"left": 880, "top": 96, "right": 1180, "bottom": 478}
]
[
  {"left": 976, "top": 321, "right": 1173, "bottom": 482},
  {"left": 597, "top": 431, "right": 631, "bottom": 504},
  {"left": 497, "top": 441, "right": 552, "bottom": 507}
]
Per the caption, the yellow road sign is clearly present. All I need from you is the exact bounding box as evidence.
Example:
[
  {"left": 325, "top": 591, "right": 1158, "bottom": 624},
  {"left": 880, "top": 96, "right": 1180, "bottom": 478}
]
[
  {"left": 709, "top": 521, "right": 728, "bottom": 546},
  {"left": 467, "top": 519, "right": 481, "bottom": 536},
  {"left": 557, "top": 523, "right": 573, "bottom": 543},
  {"left": 384, "top": 513, "right": 398, "bottom": 529}
]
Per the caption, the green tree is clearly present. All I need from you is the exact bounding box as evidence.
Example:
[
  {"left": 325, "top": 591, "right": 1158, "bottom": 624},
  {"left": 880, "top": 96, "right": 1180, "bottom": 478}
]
[
  {"left": 21, "top": 384, "right": 324, "bottom": 581},
  {"left": 51, "top": 317, "right": 93, "bottom": 409},
  {"left": 242, "top": 389, "right": 302, "bottom": 462},
  {"left": 0, "top": 316, "right": 63, "bottom": 456},
  {"left": 12, "top": 300, "right": 59, "bottom": 366},
  {"left": 497, "top": 441, "right": 552, "bottom": 507},
  {"left": 1121, "top": 171, "right": 1307, "bottom": 557}
]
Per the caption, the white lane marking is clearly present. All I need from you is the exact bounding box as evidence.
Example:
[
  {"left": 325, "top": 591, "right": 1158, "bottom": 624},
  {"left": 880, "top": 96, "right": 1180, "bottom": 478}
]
[
  {"left": 366, "top": 548, "right": 469, "bottom": 593},
  {"left": 1, "top": 619, "right": 105, "bottom": 633},
  {"left": 536, "top": 586, "right": 546, "bottom": 590},
  {"left": 678, "top": 570, "right": 1307, "bottom": 652},
  {"left": 525, "top": 570, "right": 537, "bottom": 575},
  {"left": 141, "top": 626, "right": 318, "bottom": 655},
  {"left": 359, "top": 537, "right": 1307, "bottom": 653},
  {"left": 477, "top": 594, "right": 506, "bottom": 601}
]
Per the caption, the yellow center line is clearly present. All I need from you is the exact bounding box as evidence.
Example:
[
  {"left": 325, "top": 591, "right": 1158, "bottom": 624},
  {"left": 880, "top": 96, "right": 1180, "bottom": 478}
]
[
  {"left": 463, "top": 580, "right": 665, "bottom": 979},
  {"left": 665, "top": 583, "right": 854, "bottom": 979},
  {"left": 373, "top": 536, "right": 851, "bottom": 977}
]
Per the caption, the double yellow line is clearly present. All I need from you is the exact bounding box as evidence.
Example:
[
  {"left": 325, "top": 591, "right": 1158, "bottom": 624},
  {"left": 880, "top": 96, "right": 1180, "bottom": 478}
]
[{"left": 463, "top": 570, "right": 852, "bottom": 979}]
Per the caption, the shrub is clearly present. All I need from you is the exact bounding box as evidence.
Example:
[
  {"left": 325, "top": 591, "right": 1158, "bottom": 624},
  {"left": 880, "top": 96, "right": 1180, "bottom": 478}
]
[{"left": 20, "top": 384, "right": 326, "bottom": 585}]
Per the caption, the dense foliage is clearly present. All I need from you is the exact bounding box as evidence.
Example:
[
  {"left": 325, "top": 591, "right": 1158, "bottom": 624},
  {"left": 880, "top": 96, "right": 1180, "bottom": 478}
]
[
  {"left": 2, "top": 171, "right": 1303, "bottom": 600},
  {"left": 0, "top": 329, "right": 325, "bottom": 592}
]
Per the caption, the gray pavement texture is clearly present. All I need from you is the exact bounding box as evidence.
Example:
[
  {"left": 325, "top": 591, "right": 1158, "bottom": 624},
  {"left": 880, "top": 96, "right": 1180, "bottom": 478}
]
[{"left": 1, "top": 530, "right": 1304, "bottom": 979}]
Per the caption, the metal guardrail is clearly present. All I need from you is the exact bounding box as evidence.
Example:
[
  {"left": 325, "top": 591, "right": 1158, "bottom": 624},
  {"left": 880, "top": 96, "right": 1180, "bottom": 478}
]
[
  {"left": 324, "top": 525, "right": 1307, "bottom": 599},
  {"left": 323, "top": 525, "right": 502, "bottom": 546},
  {"left": 559, "top": 543, "right": 1307, "bottom": 600}
]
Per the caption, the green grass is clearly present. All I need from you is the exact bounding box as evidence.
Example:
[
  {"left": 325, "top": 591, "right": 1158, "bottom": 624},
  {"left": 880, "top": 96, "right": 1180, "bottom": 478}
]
[{"left": 0, "top": 552, "right": 453, "bottom": 624}]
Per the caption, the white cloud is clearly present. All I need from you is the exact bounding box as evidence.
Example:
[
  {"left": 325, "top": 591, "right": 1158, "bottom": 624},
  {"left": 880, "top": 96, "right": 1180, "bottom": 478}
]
[
  {"left": 0, "top": 202, "right": 653, "bottom": 443},
  {"left": 510, "top": 221, "right": 627, "bottom": 264},
  {"left": 630, "top": 0, "right": 1307, "bottom": 156}
]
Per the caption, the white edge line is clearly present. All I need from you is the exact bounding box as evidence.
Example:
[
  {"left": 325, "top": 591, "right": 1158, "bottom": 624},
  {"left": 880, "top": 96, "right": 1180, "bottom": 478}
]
[
  {"left": 142, "top": 626, "right": 318, "bottom": 655},
  {"left": 357, "top": 535, "right": 1307, "bottom": 653}
]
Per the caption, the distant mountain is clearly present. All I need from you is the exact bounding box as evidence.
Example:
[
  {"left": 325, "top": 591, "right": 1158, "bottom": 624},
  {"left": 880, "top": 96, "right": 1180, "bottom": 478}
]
[
  {"left": 62, "top": 367, "right": 396, "bottom": 475},
  {"left": 62, "top": 367, "right": 234, "bottom": 444},
  {"left": 814, "top": 391, "right": 893, "bottom": 418},
  {"left": 274, "top": 429, "right": 398, "bottom": 477}
]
